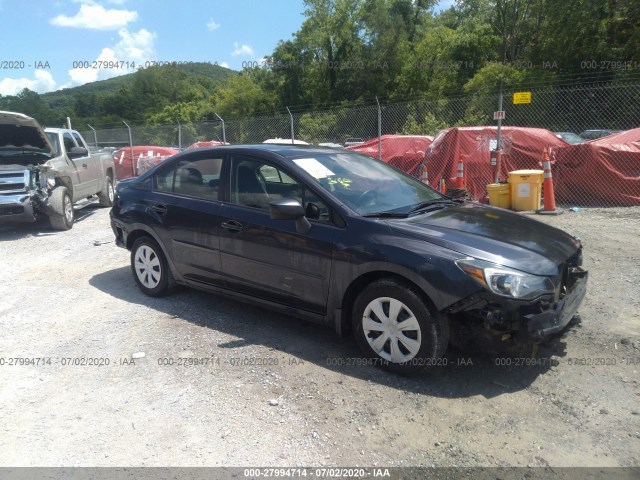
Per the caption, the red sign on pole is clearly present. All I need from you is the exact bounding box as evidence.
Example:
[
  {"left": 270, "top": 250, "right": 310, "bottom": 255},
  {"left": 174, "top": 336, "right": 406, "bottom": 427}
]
[{"left": 493, "top": 111, "right": 505, "bottom": 120}]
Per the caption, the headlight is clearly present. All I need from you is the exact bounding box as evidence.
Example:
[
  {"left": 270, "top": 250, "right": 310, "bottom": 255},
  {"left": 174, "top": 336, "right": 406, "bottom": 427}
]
[
  {"left": 456, "top": 258, "right": 555, "bottom": 300},
  {"left": 38, "top": 169, "right": 56, "bottom": 189}
]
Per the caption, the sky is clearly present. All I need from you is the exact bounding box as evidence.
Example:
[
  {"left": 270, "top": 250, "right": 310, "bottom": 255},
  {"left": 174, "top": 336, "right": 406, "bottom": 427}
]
[{"left": 0, "top": 0, "right": 453, "bottom": 96}]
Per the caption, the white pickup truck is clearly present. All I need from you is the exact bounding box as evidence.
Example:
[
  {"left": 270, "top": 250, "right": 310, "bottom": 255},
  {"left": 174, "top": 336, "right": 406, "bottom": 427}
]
[{"left": 0, "top": 111, "right": 115, "bottom": 230}]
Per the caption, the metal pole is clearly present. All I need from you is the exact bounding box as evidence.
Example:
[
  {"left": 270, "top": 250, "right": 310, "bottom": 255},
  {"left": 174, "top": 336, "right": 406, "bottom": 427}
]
[
  {"left": 495, "top": 79, "right": 504, "bottom": 183},
  {"left": 214, "top": 113, "right": 226, "bottom": 144},
  {"left": 286, "top": 106, "right": 294, "bottom": 144},
  {"left": 177, "top": 120, "right": 182, "bottom": 150},
  {"left": 376, "top": 96, "right": 382, "bottom": 161},
  {"left": 87, "top": 124, "right": 98, "bottom": 147},
  {"left": 123, "top": 120, "right": 135, "bottom": 177}
]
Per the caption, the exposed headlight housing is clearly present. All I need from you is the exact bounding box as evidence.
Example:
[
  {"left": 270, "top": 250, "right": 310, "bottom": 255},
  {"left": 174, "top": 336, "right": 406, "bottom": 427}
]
[{"left": 456, "top": 258, "right": 556, "bottom": 300}]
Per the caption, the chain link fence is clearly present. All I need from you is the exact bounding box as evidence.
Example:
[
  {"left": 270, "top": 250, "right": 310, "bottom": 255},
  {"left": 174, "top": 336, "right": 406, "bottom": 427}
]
[{"left": 80, "top": 82, "right": 640, "bottom": 208}]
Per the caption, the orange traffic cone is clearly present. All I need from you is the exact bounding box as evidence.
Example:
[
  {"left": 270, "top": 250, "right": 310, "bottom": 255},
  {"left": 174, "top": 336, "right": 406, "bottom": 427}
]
[
  {"left": 439, "top": 177, "right": 446, "bottom": 193},
  {"left": 537, "top": 148, "right": 563, "bottom": 215},
  {"left": 420, "top": 164, "right": 429, "bottom": 185},
  {"left": 455, "top": 157, "right": 465, "bottom": 188}
]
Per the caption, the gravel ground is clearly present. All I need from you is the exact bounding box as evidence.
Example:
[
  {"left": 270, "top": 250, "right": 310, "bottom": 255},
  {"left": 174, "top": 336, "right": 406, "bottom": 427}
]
[{"left": 0, "top": 203, "right": 638, "bottom": 469}]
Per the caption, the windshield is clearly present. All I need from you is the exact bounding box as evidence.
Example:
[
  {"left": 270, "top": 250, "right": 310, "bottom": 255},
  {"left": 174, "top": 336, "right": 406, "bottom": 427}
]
[{"left": 293, "top": 152, "right": 443, "bottom": 215}]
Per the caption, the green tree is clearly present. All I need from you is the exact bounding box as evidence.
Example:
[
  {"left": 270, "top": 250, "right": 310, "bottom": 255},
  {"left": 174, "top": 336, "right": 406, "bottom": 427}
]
[
  {"left": 400, "top": 112, "right": 447, "bottom": 135},
  {"left": 214, "top": 73, "right": 278, "bottom": 117},
  {"left": 299, "top": 111, "right": 342, "bottom": 143}
]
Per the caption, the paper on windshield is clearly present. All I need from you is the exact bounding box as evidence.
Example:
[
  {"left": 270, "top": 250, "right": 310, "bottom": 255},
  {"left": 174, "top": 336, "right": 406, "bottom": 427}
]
[{"left": 293, "top": 158, "right": 334, "bottom": 179}]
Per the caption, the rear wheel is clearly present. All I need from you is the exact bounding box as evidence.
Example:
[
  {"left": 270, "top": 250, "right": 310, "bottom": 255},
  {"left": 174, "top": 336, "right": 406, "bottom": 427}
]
[
  {"left": 130, "top": 236, "right": 172, "bottom": 297},
  {"left": 352, "top": 279, "right": 449, "bottom": 374},
  {"left": 98, "top": 176, "right": 114, "bottom": 207},
  {"left": 49, "top": 186, "right": 74, "bottom": 230}
]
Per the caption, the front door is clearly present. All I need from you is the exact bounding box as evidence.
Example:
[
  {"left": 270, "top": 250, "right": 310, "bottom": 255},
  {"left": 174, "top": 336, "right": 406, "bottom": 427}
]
[
  {"left": 61, "top": 132, "right": 91, "bottom": 199},
  {"left": 219, "top": 155, "right": 335, "bottom": 314},
  {"left": 72, "top": 131, "right": 99, "bottom": 194}
]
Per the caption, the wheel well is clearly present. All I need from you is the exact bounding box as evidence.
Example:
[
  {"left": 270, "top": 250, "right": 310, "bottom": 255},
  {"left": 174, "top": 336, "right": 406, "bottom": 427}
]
[
  {"left": 125, "top": 229, "right": 153, "bottom": 250},
  {"left": 106, "top": 168, "right": 113, "bottom": 182},
  {"left": 340, "top": 271, "right": 436, "bottom": 335},
  {"left": 55, "top": 176, "right": 72, "bottom": 191}
]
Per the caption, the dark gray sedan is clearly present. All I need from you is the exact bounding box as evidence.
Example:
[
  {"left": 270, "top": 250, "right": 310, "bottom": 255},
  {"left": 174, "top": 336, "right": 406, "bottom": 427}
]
[{"left": 110, "top": 145, "right": 587, "bottom": 373}]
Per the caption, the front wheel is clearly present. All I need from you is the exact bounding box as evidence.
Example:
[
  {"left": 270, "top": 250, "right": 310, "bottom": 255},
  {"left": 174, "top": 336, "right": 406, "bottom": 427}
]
[
  {"left": 352, "top": 279, "right": 449, "bottom": 374},
  {"left": 130, "top": 237, "right": 173, "bottom": 297},
  {"left": 49, "top": 186, "right": 74, "bottom": 230}
]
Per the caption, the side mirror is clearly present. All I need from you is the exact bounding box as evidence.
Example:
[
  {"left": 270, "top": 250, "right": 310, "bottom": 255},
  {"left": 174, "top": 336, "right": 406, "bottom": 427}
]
[
  {"left": 305, "top": 202, "right": 321, "bottom": 220},
  {"left": 69, "top": 146, "right": 88, "bottom": 159},
  {"left": 268, "top": 199, "right": 311, "bottom": 234}
]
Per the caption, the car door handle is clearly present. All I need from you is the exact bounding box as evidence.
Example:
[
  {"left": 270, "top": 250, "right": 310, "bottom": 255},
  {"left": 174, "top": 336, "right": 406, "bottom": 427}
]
[
  {"left": 221, "top": 220, "right": 243, "bottom": 232},
  {"left": 150, "top": 203, "right": 167, "bottom": 215},
  {"left": 82, "top": 163, "right": 88, "bottom": 169}
]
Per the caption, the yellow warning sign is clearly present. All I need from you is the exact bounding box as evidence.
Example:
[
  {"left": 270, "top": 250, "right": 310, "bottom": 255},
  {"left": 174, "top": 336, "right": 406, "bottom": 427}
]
[{"left": 513, "top": 92, "right": 532, "bottom": 104}]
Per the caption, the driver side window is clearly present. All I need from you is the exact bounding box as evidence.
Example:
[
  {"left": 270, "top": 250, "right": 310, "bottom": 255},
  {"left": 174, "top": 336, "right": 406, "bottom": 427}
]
[
  {"left": 230, "top": 157, "right": 330, "bottom": 221},
  {"left": 62, "top": 133, "right": 77, "bottom": 153}
]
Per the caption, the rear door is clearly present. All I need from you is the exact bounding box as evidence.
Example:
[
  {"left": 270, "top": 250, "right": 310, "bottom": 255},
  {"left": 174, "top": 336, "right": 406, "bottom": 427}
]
[
  {"left": 149, "top": 152, "right": 226, "bottom": 287},
  {"left": 219, "top": 154, "right": 336, "bottom": 314}
]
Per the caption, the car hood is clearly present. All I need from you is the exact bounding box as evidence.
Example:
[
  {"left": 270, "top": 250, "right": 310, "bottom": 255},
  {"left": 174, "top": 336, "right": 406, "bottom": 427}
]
[
  {"left": 386, "top": 202, "right": 581, "bottom": 275},
  {"left": 0, "top": 111, "right": 55, "bottom": 161}
]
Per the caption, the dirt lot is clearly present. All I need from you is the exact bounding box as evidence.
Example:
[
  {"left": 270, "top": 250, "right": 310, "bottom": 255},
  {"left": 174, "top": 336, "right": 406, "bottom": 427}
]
[{"left": 0, "top": 203, "right": 638, "bottom": 469}]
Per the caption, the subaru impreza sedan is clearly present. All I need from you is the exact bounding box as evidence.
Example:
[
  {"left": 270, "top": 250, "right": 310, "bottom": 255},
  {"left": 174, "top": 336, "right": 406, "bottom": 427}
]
[{"left": 110, "top": 145, "right": 587, "bottom": 373}]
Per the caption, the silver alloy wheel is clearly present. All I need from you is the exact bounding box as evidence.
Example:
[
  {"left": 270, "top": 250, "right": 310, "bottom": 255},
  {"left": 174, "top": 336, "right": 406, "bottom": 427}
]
[
  {"left": 362, "top": 296, "right": 422, "bottom": 363},
  {"left": 63, "top": 195, "right": 73, "bottom": 223},
  {"left": 134, "top": 245, "right": 162, "bottom": 289}
]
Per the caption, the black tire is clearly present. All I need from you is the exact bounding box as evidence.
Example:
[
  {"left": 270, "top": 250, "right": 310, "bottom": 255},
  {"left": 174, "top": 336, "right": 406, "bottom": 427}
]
[
  {"left": 130, "top": 236, "right": 173, "bottom": 297},
  {"left": 48, "top": 186, "right": 74, "bottom": 231},
  {"left": 352, "top": 279, "right": 449, "bottom": 374},
  {"left": 98, "top": 176, "right": 114, "bottom": 207}
]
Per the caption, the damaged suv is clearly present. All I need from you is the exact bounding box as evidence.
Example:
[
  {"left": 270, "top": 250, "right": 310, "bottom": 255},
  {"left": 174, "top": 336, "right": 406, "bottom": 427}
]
[
  {"left": 0, "top": 111, "right": 115, "bottom": 230},
  {"left": 111, "top": 145, "right": 588, "bottom": 373}
]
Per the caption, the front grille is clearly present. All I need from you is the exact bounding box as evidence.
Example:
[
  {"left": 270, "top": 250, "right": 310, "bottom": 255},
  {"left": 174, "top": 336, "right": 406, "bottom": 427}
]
[
  {"left": 0, "top": 182, "right": 25, "bottom": 192},
  {"left": 0, "top": 171, "right": 27, "bottom": 193},
  {"left": 0, "top": 206, "right": 24, "bottom": 215}
]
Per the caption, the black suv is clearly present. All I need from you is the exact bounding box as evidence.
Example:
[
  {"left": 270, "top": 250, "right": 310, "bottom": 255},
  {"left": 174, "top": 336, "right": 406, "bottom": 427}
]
[{"left": 110, "top": 145, "right": 587, "bottom": 373}]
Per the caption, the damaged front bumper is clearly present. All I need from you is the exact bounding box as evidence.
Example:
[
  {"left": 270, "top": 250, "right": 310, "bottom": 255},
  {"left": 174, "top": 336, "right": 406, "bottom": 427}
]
[
  {"left": 0, "top": 192, "right": 39, "bottom": 222},
  {"left": 450, "top": 265, "right": 588, "bottom": 343},
  {"left": 525, "top": 267, "right": 588, "bottom": 340}
]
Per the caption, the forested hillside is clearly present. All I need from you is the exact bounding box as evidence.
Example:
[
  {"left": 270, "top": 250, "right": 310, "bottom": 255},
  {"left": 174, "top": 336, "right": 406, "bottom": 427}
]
[
  {"left": 1, "top": 0, "right": 638, "bottom": 128},
  {"left": 0, "top": 62, "right": 233, "bottom": 128}
]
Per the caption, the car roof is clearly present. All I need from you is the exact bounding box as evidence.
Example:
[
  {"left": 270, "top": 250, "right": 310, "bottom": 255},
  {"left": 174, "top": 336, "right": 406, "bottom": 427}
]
[{"left": 184, "top": 143, "right": 350, "bottom": 159}]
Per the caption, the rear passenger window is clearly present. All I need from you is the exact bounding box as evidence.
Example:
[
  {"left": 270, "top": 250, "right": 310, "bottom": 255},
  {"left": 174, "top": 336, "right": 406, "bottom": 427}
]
[
  {"left": 155, "top": 157, "right": 223, "bottom": 201},
  {"left": 156, "top": 167, "right": 175, "bottom": 192}
]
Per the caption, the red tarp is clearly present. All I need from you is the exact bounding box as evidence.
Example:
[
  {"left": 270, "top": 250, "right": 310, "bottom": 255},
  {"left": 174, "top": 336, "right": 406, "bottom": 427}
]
[
  {"left": 114, "top": 146, "right": 179, "bottom": 180},
  {"left": 551, "top": 128, "right": 640, "bottom": 206},
  {"left": 425, "top": 127, "right": 569, "bottom": 199},
  {"left": 346, "top": 135, "right": 434, "bottom": 177}
]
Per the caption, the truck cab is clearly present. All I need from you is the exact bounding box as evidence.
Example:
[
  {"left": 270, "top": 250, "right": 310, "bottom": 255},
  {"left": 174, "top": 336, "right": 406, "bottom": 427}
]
[{"left": 0, "top": 111, "right": 115, "bottom": 230}]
